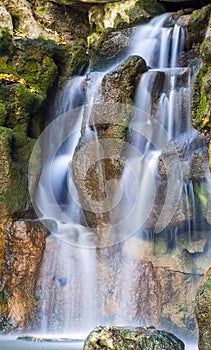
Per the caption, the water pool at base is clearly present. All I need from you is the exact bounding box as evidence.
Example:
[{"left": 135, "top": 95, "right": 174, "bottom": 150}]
[
  {"left": 0, "top": 338, "right": 83, "bottom": 350},
  {"left": 0, "top": 336, "right": 199, "bottom": 350}
]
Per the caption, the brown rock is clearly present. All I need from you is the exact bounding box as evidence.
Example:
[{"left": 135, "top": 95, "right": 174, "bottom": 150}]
[
  {"left": 0, "top": 219, "right": 47, "bottom": 329},
  {"left": 72, "top": 56, "right": 147, "bottom": 236},
  {"left": 195, "top": 268, "right": 211, "bottom": 350}
]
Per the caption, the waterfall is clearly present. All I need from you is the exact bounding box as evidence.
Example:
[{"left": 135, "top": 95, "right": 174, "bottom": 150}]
[{"left": 30, "top": 13, "right": 211, "bottom": 342}]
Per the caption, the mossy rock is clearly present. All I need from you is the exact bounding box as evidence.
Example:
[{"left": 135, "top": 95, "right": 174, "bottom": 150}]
[
  {"left": 188, "top": 4, "right": 211, "bottom": 44},
  {"left": 0, "top": 56, "right": 15, "bottom": 75},
  {"left": 60, "top": 45, "right": 89, "bottom": 78},
  {"left": 0, "top": 83, "right": 43, "bottom": 132},
  {"left": 0, "top": 126, "right": 35, "bottom": 214},
  {"left": 195, "top": 268, "right": 211, "bottom": 350},
  {"left": 125, "top": 0, "right": 165, "bottom": 27},
  {"left": 0, "top": 29, "right": 13, "bottom": 57},
  {"left": 89, "top": 27, "right": 133, "bottom": 71},
  {"left": 83, "top": 326, "right": 184, "bottom": 350},
  {"left": 0, "top": 101, "right": 7, "bottom": 126},
  {"left": 103, "top": 0, "right": 165, "bottom": 29},
  {"left": 13, "top": 39, "right": 58, "bottom": 95},
  {"left": 201, "top": 36, "right": 211, "bottom": 65},
  {"left": 191, "top": 65, "right": 211, "bottom": 134}
]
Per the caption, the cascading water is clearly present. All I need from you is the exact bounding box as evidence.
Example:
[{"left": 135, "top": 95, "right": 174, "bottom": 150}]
[{"left": 30, "top": 13, "right": 211, "bottom": 344}]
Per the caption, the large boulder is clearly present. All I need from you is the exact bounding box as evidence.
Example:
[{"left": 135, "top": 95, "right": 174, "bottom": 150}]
[{"left": 83, "top": 326, "right": 184, "bottom": 350}]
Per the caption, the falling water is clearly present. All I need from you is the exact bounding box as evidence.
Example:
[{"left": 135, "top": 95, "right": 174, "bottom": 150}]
[{"left": 31, "top": 13, "right": 211, "bottom": 342}]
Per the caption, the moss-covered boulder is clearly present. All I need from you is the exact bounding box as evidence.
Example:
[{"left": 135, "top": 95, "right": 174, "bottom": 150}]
[
  {"left": 83, "top": 326, "right": 185, "bottom": 350},
  {"left": 88, "top": 0, "right": 164, "bottom": 35},
  {"left": 195, "top": 268, "right": 211, "bottom": 350},
  {"left": 188, "top": 4, "right": 211, "bottom": 44}
]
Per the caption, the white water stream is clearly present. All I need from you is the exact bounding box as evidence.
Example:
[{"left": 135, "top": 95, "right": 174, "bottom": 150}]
[{"left": 28, "top": 13, "right": 211, "bottom": 346}]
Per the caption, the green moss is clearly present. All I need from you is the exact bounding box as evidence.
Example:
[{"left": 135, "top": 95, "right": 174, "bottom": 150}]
[
  {"left": 0, "top": 126, "right": 34, "bottom": 214},
  {"left": 197, "top": 275, "right": 211, "bottom": 296},
  {"left": 3, "top": 83, "right": 43, "bottom": 131},
  {"left": 191, "top": 65, "right": 211, "bottom": 133},
  {"left": 189, "top": 4, "right": 211, "bottom": 43},
  {"left": 11, "top": 131, "right": 35, "bottom": 163},
  {"left": 0, "top": 29, "right": 13, "bottom": 56},
  {"left": 0, "top": 56, "right": 14, "bottom": 75},
  {"left": 201, "top": 36, "right": 211, "bottom": 65},
  {"left": 125, "top": 0, "right": 164, "bottom": 27},
  {"left": 102, "top": 0, "right": 164, "bottom": 29},
  {"left": 16, "top": 53, "right": 58, "bottom": 95},
  {"left": 34, "top": 4, "right": 47, "bottom": 17},
  {"left": 0, "top": 101, "right": 7, "bottom": 126},
  {"left": 62, "top": 46, "right": 89, "bottom": 77}
]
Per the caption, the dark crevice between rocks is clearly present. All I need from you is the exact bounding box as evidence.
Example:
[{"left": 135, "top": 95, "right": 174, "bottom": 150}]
[{"left": 160, "top": 0, "right": 211, "bottom": 12}]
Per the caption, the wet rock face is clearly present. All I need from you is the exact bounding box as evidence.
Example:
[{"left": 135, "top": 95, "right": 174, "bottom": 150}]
[
  {"left": 72, "top": 56, "right": 147, "bottom": 232},
  {"left": 83, "top": 326, "right": 185, "bottom": 350},
  {"left": 89, "top": 28, "right": 134, "bottom": 71},
  {"left": 195, "top": 268, "right": 211, "bottom": 350},
  {"left": 101, "top": 55, "right": 147, "bottom": 104},
  {"left": 0, "top": 219, "right": 47, "bottom": 330}
]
